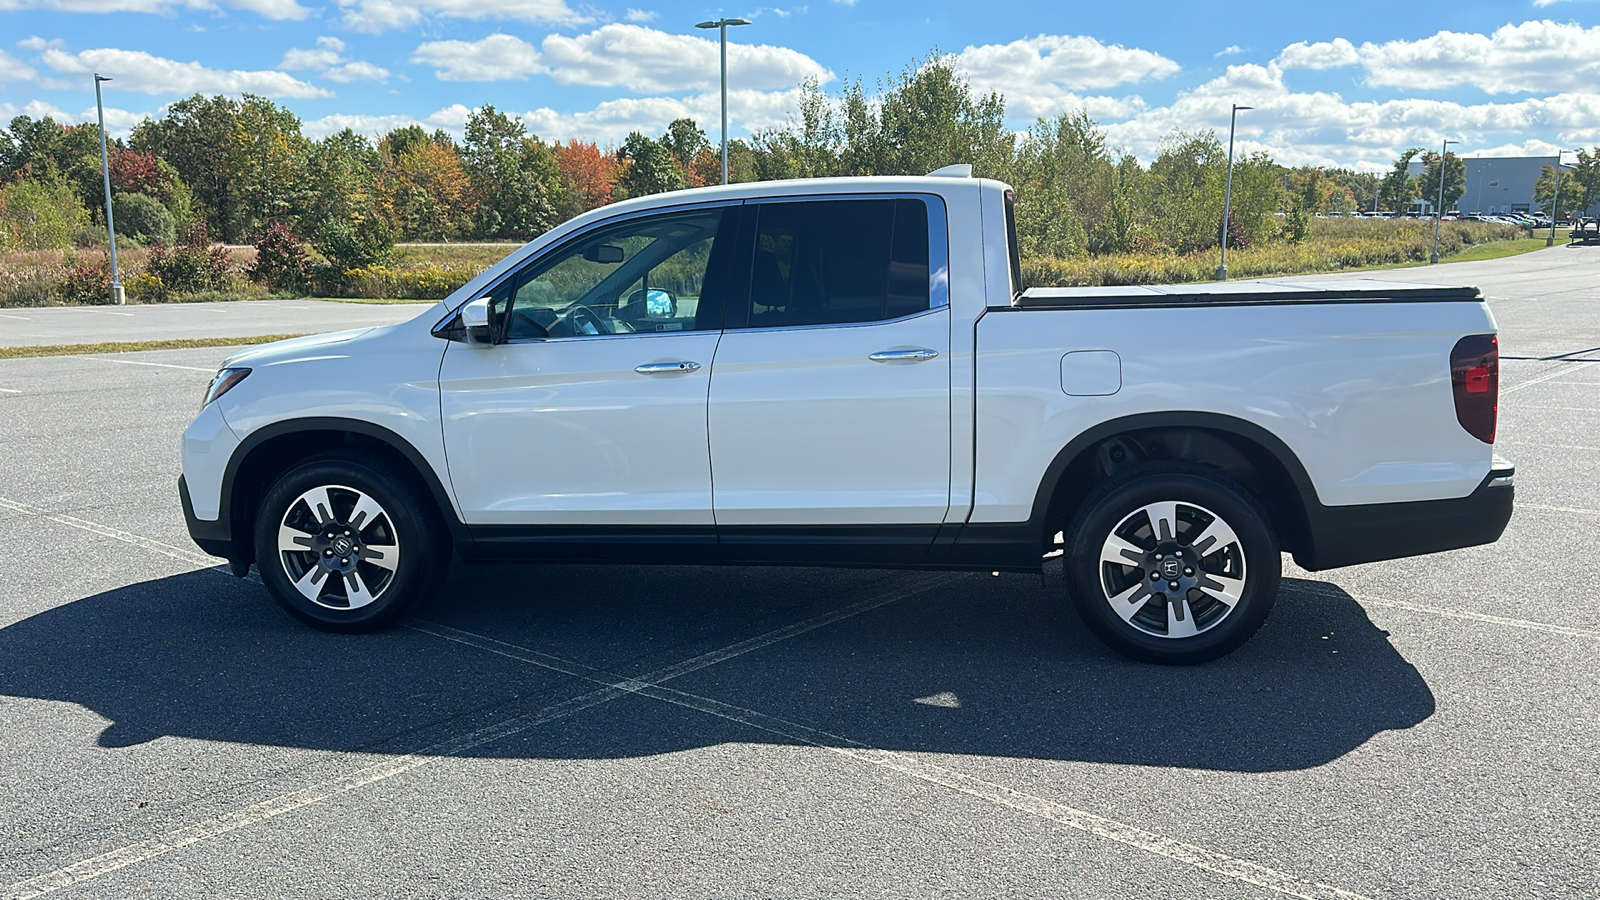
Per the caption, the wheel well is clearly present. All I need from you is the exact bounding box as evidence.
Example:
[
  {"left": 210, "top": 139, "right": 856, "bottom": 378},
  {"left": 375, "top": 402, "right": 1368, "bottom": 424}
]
[
  {"left": 1042, "top": 426, "right": 1311, "bottom": 557},
  {"left": 226, "top": 429, "right": 449, "bottom": 567}
]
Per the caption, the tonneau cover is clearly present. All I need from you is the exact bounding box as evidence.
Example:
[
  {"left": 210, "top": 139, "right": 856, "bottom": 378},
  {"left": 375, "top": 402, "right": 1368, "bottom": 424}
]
[{"left": 1012, "top": 278, "right": 1481, "bottom": 309}]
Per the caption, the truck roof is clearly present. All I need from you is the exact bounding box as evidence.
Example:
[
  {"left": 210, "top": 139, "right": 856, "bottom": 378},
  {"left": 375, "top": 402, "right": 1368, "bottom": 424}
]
[{"left": 1011, "top": 279, "right": 1482, "bottom": 310}]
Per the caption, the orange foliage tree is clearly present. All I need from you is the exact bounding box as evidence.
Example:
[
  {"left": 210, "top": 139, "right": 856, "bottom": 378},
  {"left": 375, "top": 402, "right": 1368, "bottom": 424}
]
[{"left": 554, "top": 139, "right": 621, "bottom": 215}]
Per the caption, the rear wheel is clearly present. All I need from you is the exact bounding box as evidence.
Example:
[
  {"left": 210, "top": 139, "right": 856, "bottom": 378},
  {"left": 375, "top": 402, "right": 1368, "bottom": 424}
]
[
  {"left": 253, "top": 454, "right": 446, "bottom": 632},
  {"left": 1064, "top": 465, "right": 1280, "bottom": 664}
]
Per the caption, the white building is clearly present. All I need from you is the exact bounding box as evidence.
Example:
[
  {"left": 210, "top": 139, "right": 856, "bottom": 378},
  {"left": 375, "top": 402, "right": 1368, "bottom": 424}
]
[{"left": 1405, "top": 156, "right": 1590, "bottom": 216}]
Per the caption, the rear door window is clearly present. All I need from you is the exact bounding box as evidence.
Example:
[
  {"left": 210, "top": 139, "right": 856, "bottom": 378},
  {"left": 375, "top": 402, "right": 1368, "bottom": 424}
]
[{"left": 735, "top": 198, "right": 931, "bottom": 329}]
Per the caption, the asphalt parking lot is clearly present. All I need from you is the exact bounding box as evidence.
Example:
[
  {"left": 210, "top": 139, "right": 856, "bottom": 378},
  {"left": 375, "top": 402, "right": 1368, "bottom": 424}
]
[{"left": 2, "top": 246, "right": 1598, "bottom": 898}]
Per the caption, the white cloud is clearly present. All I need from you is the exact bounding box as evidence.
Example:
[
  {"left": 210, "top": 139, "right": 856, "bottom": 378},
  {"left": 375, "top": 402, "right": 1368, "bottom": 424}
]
[
  {"left": 540, "top": 24, "right": 831, "bottom": 92},
  {"left": 520, "top": 86, "right": 807, "bottom": 144},
  {"left": 41, "top": 46, "right": 333, "bottom": 98},
  {"left": 0, "top": 100, "right": 149, "bottom": 134},
  {"left": 1098, "top": 59, "right": 1600, "bottom": 170},
  {"left": 1356, "top": 20, "right": 1600, "bottom": 94},
  {"left": 303, "top": 112, "right": 419, "bottom": 139},
  {"left": 1274, "top": 38, "right": 1358, "bottom": 70},
  {"left": 16, "top": 37, "right": 64, "bottom": 51},
  {"left": 281, "top": 36, "right": 390, "bottom": 83},
  {"left": 623, "top": 6, "right": 654, "bottom": 21},
  {"left": 302, "top": 104, "right": 478, "bottom": 140},
  {"left": 1531, "top": 0, "right": 1576, "bottom": 6},
  {"left": 0, "top": 0, "right": 308, "bottom": 20},
  {"left": 0, "top": 49, "right": 37, "bottom": 83},
  {"left": 1215, "top": 45, "right": 1244, "bottom": 57},
  {"left": 410, "top": 33, "right": 542, "bottom": 81},
  {"left": 336, "top": 0, "right": 587, "bottom": 34},
  {"left": 950, "top": 34, "right": 1179, "bottom": 119}
]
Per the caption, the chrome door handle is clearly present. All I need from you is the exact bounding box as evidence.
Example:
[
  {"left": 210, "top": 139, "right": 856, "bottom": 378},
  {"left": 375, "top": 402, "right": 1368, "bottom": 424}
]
[
  {"left": 868, "top": 348, "right": 939, "bottom": 362},
  {"left": 635, "top": 360, "right": 702, "bottom": 374}
]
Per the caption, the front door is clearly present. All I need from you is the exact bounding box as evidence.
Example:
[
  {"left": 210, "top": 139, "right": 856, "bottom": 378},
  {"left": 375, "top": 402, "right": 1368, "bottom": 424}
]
[{"left": 440, "top": 205, "right": 740, "bottom": 533}]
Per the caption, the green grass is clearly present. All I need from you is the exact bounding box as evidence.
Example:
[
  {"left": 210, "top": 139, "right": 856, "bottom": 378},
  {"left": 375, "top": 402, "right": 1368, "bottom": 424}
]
[
  {"left": 0, "top": 334, "right": 308, "bottom": 359},
  {"left": 1349, "top": 237, "right": 1554, "bottom": 273}
]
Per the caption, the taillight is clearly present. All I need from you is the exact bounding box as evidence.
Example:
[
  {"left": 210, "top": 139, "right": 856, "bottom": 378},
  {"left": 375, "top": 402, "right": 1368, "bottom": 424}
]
[{"left": 1450, "top": 334, "right": 1498, "bottom": 443}]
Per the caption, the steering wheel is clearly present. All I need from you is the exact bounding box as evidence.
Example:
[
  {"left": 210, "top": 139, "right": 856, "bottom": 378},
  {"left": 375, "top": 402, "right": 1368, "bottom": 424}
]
[{"left": 566, "top": 304, "right": 610, "bottom": 335}]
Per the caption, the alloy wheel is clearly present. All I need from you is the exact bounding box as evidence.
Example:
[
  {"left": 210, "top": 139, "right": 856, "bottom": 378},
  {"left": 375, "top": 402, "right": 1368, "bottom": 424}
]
[
  {"left": 1098, "top": 500, "right": 1248, "bottom": 639},
  {"left": 276, "top": 484, "right": 402, "bottom": 610}
]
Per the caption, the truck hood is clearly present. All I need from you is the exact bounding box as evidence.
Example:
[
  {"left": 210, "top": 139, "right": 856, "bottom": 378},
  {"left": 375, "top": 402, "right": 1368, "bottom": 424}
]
[{"left": 222, "top": 328, "right": 375, "bottom": 368}]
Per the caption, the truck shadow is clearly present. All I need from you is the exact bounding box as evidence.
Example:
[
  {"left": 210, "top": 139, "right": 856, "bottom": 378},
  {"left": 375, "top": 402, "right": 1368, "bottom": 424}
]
[{"left": 0, "top": 564, "right": 1433, "bottom": 773}]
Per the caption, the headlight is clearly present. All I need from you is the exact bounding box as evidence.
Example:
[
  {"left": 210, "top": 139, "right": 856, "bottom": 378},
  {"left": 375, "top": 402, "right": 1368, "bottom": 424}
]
[{"left": 202, "top": 367, "right": 251, "bottom": 408}]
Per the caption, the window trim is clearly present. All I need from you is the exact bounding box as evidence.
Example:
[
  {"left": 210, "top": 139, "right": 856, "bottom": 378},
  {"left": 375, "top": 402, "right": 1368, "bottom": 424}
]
[
  {"left": 728, "top": 192, "right": 951, "bottom": 332},
  {"left": 504, "top": 204, "right": 737, "bottom": 345},
  {"left": 431, "top": 198, "right": 742, "bottom": 340}
]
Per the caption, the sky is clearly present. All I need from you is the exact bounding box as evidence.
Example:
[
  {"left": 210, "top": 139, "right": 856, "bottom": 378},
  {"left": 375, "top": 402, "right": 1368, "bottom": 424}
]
[{"left": 1, "top": 0, "right": 1599, "bottom": 172}]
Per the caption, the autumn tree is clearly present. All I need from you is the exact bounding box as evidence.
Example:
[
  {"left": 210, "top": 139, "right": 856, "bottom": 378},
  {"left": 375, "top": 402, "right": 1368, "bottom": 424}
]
[
  {"left": 1566, "top": 147, "right": 1600, "bottom": 216},
  {"left": 462, "top": 105, "right": 563, "bottom": 239},
  {"left": 382, "top": 139, "right": 476, "bottom": 241},
  {"left": 1379, "top": 148, "right": 1422, "bottom": 213},
  {"left": 1006, "top": 110, "right": 1115, "bottom": 257},
  {"left": 1417, "top": 149, "right": 1466, "bottom": 214},
  {"left": 1146, "top": 131, "right": 1228, "bottom": 254},
  {"left": 553, "top": 139, "right": 621, "bottom": 216},
  {"left": 616, "top": 131, "right": 686, "bottom": 198},
  {"left": 661, "top": 118, "right": 710, "bottom": 177},
  {"left": 1533, "top": 164, "right": 1581, "bottom": 219}
]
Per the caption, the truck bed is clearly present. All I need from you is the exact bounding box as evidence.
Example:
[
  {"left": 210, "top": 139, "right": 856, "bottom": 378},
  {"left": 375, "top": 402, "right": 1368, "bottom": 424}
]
[{"left": 1012, "top": 279, "right": 1480, "bottom": 310}]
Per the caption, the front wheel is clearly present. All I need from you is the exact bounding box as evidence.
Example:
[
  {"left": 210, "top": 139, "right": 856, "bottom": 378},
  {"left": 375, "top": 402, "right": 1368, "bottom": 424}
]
[
  {"left": 1064, "top": 466, "right": 1280, "bottom": 665},
  {"left": 253, "top": 454, "right": 446, "bottom": 633}
]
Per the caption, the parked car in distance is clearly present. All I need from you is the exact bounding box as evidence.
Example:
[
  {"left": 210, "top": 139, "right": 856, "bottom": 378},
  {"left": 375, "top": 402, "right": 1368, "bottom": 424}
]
[{"left": 180, "top": 171, "right": 1514, "bottom": 664}]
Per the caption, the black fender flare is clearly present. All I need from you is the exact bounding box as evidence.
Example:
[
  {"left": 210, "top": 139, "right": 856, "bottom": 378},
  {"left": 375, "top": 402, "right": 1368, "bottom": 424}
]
[
  {"left": 219, "top": 417, "right": 469, "bottom": 550},
  {"left": 1026, "top": 410, "right": 1320, "bottom": 535}
]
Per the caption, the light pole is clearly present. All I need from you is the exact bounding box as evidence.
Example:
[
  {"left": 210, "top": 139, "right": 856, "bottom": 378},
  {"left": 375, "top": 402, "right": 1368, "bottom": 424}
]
[
  {"left": 1548, "top": 149, "right": 1571, "bottom": 247},
  {"left": 695, "top": 17, "right": 750, "bottom": 185},
  {"left": 94, "top": 73, "right": 123, "bottom": 305},
  {"left": 1429, "top": 138, "right": 1458, "bottom": 264},
  {"left": 1215, "top": 103, "right": 1250, "bottom": 281}
]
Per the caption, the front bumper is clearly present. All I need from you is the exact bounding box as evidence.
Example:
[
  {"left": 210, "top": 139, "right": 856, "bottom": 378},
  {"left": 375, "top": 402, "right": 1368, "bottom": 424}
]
[
  {"left": 1294, "top": 461, "right": 1515, "bottom": 571},
  {"left": 179, "top": 474, "right": 238, "bottom": 562}
]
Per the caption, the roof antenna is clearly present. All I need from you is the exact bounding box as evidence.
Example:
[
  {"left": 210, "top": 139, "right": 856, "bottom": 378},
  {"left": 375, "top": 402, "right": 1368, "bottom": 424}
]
[{"left": 926, "top": 164, "right": 972, "bottom": 178}]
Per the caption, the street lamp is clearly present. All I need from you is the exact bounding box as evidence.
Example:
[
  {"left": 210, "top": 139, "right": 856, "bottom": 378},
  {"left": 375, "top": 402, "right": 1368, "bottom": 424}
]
[
  {"left": 1215, "top": 103, "right": 1251, "bottom": 281},
  {"left": 1548, "top": 149, "right": 1571, "bottom": 247},
  {"left": 1429, "top": 138, "right": 1458, "bottom": 264},
  {"left": 695, "top": 17, "right": 751, "bottom": 185},
  {"left": 94, "top": 73, "right": 123, "bottom": 305}
]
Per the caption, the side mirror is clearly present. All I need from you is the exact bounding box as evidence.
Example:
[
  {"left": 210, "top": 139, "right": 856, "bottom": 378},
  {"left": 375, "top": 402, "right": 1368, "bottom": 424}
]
[{"left": 461, "top": 297, "right": 494, "bottom": 345}]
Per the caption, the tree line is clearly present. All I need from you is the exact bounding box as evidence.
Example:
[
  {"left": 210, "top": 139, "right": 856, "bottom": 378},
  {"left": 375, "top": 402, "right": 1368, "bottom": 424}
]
[{"left": 4, "top": 53, "right": 1599, "bottom": 270}]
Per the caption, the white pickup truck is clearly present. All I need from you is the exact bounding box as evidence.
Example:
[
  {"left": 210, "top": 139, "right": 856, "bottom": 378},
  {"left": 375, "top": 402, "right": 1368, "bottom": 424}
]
[{"left": 180, "top": 172, "right": 1512, "bottom": 664}]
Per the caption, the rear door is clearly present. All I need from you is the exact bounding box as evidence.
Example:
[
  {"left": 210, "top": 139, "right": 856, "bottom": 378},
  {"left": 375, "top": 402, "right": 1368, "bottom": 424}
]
[{"left": 707, "top": 195, "right": 952, "bottom": 562}]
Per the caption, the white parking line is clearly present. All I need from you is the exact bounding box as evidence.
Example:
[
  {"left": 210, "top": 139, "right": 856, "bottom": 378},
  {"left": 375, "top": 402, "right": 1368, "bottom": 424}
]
[
  {"left": 0, "top": 387, "right": 20, "bottom": 394},
  {"left": 0, "top": 313, "right": 30, "bottom": 320},
  {"left": 1504, "top": 359, "right": 1600, "bottom": 395},
  {"left": 64, "top": 356, "right": 215, "bottom": 373},
  {"left": 0, "top": 519, "right": 948, "bottom": 899},
  {"left": 0, "top": 499, "right": 1581, "bottom": 900},
  {"left": 1519, "top": 502, "right": 1600, "bottom": 518},
  {"left": 0, "top": 497, "right": 219, "bottom": 569},
  {"left": 412, "top": 620, "right": 1372, "bottom": 900},
  {"left": 1289, "top": 582, "right": 1600, "bottom": 640}
]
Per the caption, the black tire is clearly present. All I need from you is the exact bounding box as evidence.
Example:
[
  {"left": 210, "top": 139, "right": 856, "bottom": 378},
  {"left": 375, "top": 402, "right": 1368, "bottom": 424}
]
[
  {"left": 1064, "top": 464, "right": 1280, "bottom": 665},
  {"left": 253, "top": 452, "right": 447, "bottom": 633}
]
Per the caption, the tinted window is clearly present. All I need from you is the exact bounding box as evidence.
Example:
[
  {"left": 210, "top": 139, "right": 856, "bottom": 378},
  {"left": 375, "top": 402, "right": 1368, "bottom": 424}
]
[
  {"left": 740, "top": 198, "right": 930, "bottom": 329},
  {"left": 496, "top": 208, "right": 728, "bottom": 341}
]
